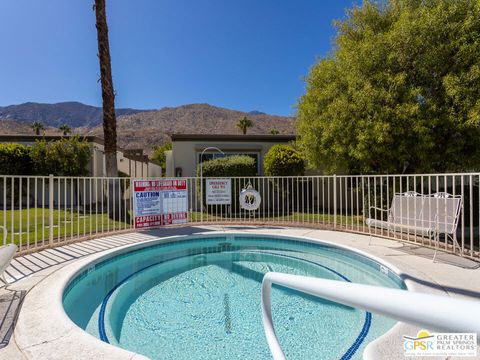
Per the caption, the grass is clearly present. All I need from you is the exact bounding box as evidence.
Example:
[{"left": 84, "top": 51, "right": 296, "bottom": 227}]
[
  {"left": 1, "top": 209, "right": 364, "bottom": 248},
  {"left": 0, "top": 208, "right": 129, "bottom": 247},
  {"left": 189, "top": 211, "right": 364, "bottom": 227}
]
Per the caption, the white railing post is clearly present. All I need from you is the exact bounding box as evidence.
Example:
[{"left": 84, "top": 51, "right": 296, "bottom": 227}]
[
  {"left": 333, "top": 174, "right": 337, "bottom": 228},
  {"left": 49, "top": 174, "right": 54, "bottom": 245},
  {"left": 261, "top": 272, "right": 480, "bottom": 360}
]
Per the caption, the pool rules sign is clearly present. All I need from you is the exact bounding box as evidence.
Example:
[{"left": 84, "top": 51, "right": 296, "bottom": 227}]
[{"left": 133, "top": 179, "right": 188, "bottom": 228}]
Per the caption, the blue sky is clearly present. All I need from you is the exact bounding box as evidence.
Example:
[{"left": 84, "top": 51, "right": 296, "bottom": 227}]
[{"left": 0, "top": 0, "right": 357, "bottom": 116}]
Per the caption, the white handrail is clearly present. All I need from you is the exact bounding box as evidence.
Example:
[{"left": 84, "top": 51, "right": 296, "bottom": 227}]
[{"left": 261, "top": 272, "right": 480, "bottom": 360}]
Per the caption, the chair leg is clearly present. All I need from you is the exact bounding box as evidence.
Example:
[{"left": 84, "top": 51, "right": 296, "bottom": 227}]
[
  {"left": 432, "top": 233, "right": 439, "bottom": 263},
  {"left": 452, "top": 234, "right": 462, "bottom": 257}
]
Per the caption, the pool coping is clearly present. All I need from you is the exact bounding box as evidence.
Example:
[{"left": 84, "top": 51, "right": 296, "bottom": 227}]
[{"left": 4, "top": 227, "right": 480, "bottom": 360}]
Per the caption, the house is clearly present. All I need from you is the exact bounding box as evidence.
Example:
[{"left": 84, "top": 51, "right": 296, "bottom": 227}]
[
  {"left": 166, "top": 134, "right": 296, "bottom": 177},
  {"left": 0, "top": 135, "right": 161, "bottom": 177}
]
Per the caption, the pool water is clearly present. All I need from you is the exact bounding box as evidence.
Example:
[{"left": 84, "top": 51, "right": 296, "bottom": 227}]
[{"left": 63, "top": 234, "right": 405, "bottom": 360}]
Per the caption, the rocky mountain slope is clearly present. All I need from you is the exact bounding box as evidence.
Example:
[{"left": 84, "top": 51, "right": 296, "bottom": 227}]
[
  {"left": 83, "top": 103, "right": 295, "bottom": 150},
  {"left": 0, "top": 101, "right": 145, "bottom": 127},
  {"left": 0, "top": 102, "right": 296, "bottom": 152}
]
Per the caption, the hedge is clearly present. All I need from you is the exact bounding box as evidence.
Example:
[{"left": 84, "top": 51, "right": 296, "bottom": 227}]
[
  {"left": 196, "top": 155, "right": 257, "bottom": 177},
  {"left": 0, "top": 143, "right": 33, "bottom": 175},
  {"left": 0, "top": 137, "right": 91, "bottom": 176},
  {"left": 263, "top": 144, "right": 305, "bottom": 176},
  {"left": 196, "top": 155, "right": 257, "bottom": 214}
]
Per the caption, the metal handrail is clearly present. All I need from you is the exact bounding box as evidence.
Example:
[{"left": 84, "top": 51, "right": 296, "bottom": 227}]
[{"left": 261, "top": 272, "right": 480, "bottom": 360}]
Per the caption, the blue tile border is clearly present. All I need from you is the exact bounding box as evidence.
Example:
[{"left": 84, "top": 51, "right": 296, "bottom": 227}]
[{"left": 97, "top": 245, "right": 372, "bottom": 360}]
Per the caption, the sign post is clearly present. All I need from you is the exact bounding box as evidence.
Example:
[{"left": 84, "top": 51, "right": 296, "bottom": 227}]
[{"left": 133, "top": 179, "right": 188, "bottom": 228}]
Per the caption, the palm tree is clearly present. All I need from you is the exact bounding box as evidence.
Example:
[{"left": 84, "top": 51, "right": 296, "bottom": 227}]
[
  {"left": 236, "top": 116, "right": 253, "bottom": 135},
  {"left": 31, "top": 122, "right": 45, "bottom": 135},
  {"left": 59, "top": 124, "right": 71, "bottom": 136},
  {"left": 94, "top": 0, "right": 129, "bottom": 222},
  {"left": 94, "top": 0, "right": 117, "bottom": 177}
]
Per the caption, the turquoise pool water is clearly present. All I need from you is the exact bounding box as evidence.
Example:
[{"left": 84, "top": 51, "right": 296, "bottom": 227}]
[{"left": 63, "top": 234, "right": 405, "bottom": 360}]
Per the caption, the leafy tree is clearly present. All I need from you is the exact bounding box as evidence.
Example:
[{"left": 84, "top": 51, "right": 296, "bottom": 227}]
[
  {"left": 59, "top": 124, "right": 72, "bottom": 136},
  {"left": 30, "top": 136, "right": 91, "bottom": 176},
  {"left": 270, "top": 129, "right": 280, "bottom": 135},
  {"left": 0, "top": 144, "right": 33, "bottom": 206},
  {"left": 236, "top": 116, "right": 253, "bottom": 135},
  {"left": 264, "top": 144, "right": 305, "bottom": 176},
  {"left": 150, "top": 142, "right": 172, "bottom": 175},
  {"left": 297, "top": 0, "right": 480, "bottom": 174},
  {"left": 31, "top": 122, "right": 45, "bottom": 135},
  {"left": 0, "top": 143, "right": 32, "bottom": 175}
]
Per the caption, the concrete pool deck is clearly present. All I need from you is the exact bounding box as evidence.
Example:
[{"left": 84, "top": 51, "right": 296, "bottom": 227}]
[{"left": 1, "top": 225, "right": 479, "bottom": 360}]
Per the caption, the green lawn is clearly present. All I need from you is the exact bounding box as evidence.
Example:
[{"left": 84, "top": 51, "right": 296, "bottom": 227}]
[
  {"left": 189, "top": 211, "right": 364, "bottom": 226},
  {"left": 1, "top": 209, "right": 364, "bottom": 248},
  {"left": 0, "top": 208, "right": 130, "bottom": 247}
]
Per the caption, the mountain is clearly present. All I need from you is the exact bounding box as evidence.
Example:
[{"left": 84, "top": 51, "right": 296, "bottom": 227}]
[
  {"left": 83, "top": 103, "right": 295, "bottom": 150},
  {"left": 0, "top": 102, "right": 296, "bottom": 153},
  {"left": 0, "top": 101, "right": 146, "bottom": 127},
  {"left": 0, "top": 120, "right": 41, "bottom": 134}
]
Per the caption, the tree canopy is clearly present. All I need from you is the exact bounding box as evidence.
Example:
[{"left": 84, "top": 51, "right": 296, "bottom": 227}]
[
  {"left": 264, "top": 144, "right": 305, "bottom": 176},
  {"left": 30, "top": 136, "right": 91, "bottom": 176},
  {"left": 150, "top": 142, "right": 172, "bottom": 175},
  {"left": 236, "top": 116, "right": 253, "bottom": 135},
  {"left": 31, "top": 122, "right": 45, "bottom": 136},
  {"left": 297, "top": 0, "right": 480, "bottom": 174},
  {"left": 59, "top": 124, "right": 72, "bottom": 136}
]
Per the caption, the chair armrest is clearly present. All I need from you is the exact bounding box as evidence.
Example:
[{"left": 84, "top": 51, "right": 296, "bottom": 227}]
[
  {"left": 434, "top": 213, "right": 456, "bottom": 221},
  {"left": 433, "top": 213, "right": 459, "bottom": 233},
  {"left": 368, "top": 206, "right": 389, "bottom": 220},
  {"left": 369, "top": 206, "right": 389, "bottom": 212}
]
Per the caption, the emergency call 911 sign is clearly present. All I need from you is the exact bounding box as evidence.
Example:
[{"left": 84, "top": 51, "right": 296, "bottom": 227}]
[{"left": 133, "top": 179, "right": 188, "bottom": 228}]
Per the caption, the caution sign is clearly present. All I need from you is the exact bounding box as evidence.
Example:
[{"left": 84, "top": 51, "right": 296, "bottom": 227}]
[{"left": 133, "top": 179, "right": 188, "bottom": 228}]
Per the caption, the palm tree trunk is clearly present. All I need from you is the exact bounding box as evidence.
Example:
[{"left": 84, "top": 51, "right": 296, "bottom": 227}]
[
  {"left": 94, "top": 0, "right": 130, "bottom": 223},
  {"left": 94, "top": 0, "right": 117, "bottom": 177}
]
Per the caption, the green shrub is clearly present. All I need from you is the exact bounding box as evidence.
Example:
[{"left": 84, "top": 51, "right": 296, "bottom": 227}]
[
  {"left": 150, "top": 142, "right": 172, "bottom": 175},
  {"left": 264, "top": 144, "right": 305, "bottom": 176},
  {"left": 0, "top": 143, "right": 32, "bottom": 175},
  {"left": 197, "top": 155, "right": 257, "bottom": 177},
  {"left": 31, "top": 136, "right": 91, "bottom": 176},
  {"left": 196, "top": 155, "right": 257, "bottom": 215}
]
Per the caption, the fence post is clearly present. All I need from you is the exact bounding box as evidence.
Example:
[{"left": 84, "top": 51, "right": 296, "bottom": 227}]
[
  {"left": 49, "top": 174, "right": 54, "bottom": 245},
  {"left": 333, "top": 174, "right": 337, "bottom": 229}
]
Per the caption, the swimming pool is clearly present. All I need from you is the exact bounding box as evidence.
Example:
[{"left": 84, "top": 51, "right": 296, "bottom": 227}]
[{"left": 62, "top": 234, "right": 405, "bottom": 360}]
